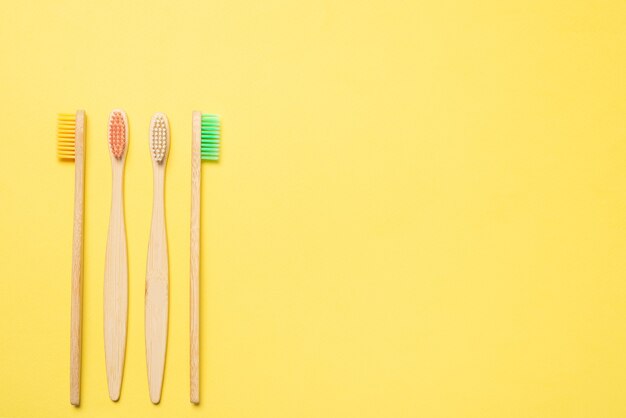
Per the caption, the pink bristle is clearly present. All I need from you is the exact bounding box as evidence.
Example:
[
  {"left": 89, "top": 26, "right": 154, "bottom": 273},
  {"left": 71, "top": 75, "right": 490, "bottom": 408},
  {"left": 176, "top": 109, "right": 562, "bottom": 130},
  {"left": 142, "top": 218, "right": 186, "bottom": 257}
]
[{"left": 108, "top": 111, "right": 127, "bottom": 159}]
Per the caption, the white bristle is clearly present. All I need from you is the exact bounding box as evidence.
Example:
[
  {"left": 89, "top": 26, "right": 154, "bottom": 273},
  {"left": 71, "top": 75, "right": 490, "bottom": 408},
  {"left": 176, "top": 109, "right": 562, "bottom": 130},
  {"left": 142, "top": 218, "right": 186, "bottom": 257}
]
[{"left": 150, "top": 113, "right": 169, "bottom": 163}]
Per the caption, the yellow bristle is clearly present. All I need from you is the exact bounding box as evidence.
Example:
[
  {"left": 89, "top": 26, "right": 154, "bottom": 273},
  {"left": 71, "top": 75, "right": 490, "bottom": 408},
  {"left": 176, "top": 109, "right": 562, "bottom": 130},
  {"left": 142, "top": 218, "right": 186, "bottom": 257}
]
[{"left": 57, "top": 113, "right": 76, "bottom": 159}]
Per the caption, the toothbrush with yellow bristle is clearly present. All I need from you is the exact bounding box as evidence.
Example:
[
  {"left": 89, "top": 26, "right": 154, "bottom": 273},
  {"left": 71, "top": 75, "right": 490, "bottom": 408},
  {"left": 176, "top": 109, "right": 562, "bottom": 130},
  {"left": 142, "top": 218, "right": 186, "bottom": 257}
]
[
  {"left": 57, "top": 110, "right": 86, "bottom": 406},
  {"left": 190, "top": 112, "right": 221, "bottom": 404},
  {"left": 145, "top": 112, "right": 170, "bottom": 404},
  {"left": 104, "top": 109, "right": 129, "bottom": 401}
]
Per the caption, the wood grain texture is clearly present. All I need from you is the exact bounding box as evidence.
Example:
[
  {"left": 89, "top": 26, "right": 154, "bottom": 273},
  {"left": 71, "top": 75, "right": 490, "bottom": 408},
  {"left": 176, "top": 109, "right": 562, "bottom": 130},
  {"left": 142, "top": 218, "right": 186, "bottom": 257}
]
[
  {"left": 104, "top": 110, "right": 129, "bottom": 401},
  {"left": 70, "top": 110, "right": 85, "bottom": 406},
  {"left": 190, "top": 111, "right": 201, "bottom": 404},
  {"left": 146, "top": 113, "right": 170, "bottom": 404}
]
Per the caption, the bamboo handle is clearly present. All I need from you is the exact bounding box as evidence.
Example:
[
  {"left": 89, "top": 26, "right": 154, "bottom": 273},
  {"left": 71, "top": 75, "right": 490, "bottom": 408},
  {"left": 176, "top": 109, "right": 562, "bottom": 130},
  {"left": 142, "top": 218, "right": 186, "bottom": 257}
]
[
  {"left": 190, "top": 111, "right": 201, "bottom": 404},
  {"left": 146, "top": 166, "right": 168, "bottom": 404},
  {"left": 104, "top": 163, "right": 128, "bottom": 401},
  {"left": 70, "top": 110, "right": 85, "bottom": 406}
]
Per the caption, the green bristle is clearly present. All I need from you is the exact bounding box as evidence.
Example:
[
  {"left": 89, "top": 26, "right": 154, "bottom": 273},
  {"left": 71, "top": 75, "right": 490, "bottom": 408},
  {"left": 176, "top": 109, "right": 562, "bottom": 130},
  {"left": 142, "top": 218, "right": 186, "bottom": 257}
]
[{"left": 200, "top": 114, "right": 220, "bottom": 161}]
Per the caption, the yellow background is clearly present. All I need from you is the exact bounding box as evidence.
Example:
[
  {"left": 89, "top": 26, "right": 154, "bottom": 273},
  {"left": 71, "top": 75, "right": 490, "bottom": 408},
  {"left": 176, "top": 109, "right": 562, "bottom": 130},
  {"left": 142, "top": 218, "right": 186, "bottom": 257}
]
[{"left": 1, "top": 0, "right": 626, "bottom": 417}]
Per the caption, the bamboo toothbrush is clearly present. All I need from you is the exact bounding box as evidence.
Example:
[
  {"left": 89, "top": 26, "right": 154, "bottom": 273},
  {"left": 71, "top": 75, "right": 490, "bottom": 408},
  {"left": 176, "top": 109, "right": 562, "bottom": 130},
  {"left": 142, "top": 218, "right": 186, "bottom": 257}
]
[
  {"left": 104, "top": 109, "right": 129, "bottom": 401},
  {"left": 145, "top": 112, "right": 170, "bottom": 404},
  {"left": 190, "top": 112, "right": 221, "bottom": 404},
  {"left": 57, "top": 110, "right": 86, "bottom": 406}
]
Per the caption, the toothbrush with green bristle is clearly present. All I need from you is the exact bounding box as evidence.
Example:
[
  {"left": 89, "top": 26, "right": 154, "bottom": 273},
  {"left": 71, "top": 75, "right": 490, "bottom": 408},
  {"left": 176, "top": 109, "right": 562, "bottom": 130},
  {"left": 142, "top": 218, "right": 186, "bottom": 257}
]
[{"left": 190, "top": 112, "right": 221, "bottom": 404}]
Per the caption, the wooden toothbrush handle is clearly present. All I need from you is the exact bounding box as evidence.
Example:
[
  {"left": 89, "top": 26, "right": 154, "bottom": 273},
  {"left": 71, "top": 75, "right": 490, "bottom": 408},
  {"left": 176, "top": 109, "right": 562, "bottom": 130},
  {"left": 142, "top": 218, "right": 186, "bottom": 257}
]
[
  {"left": 104, "top": 164, "right": 128, "bottom": 401},
  {"left": 70, "top": 110, "right": 85, "bottom": 406},
  {"left": 146, "top": 167, "right": 169, "bottom": 404},
  {"left": 190, "top": 111, "right": 201, "bottom": 404}
]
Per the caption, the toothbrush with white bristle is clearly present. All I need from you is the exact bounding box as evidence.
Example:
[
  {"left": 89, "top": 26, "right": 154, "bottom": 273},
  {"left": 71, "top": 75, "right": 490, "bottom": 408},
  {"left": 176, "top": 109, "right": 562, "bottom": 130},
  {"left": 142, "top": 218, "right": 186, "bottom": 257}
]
[{"left": 145, "top": 112, "right": 170, "bottom": 404}]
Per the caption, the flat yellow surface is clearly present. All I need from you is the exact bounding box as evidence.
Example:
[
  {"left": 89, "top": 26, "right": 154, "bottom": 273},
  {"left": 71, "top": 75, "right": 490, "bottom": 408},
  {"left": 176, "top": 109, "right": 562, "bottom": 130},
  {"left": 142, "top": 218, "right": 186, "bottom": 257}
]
[{"left": 1, "top": 0, "right": 626, "bottom": 417}]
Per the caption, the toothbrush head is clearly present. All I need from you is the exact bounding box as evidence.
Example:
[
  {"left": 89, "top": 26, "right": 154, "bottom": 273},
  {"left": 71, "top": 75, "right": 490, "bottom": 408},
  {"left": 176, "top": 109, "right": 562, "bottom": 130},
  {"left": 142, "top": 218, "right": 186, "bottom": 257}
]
[
  {"left": 200, "top": 114, "right": 220, "bottom": 161},
  {"left": 57, "top": 113, "right": 77, "bottom": 159},
  {"left": 108, "top": 109, "right": 128, "bottom": 159},
  {"left": 150, "top": 113, "right": 169, "bottom": 163}
]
